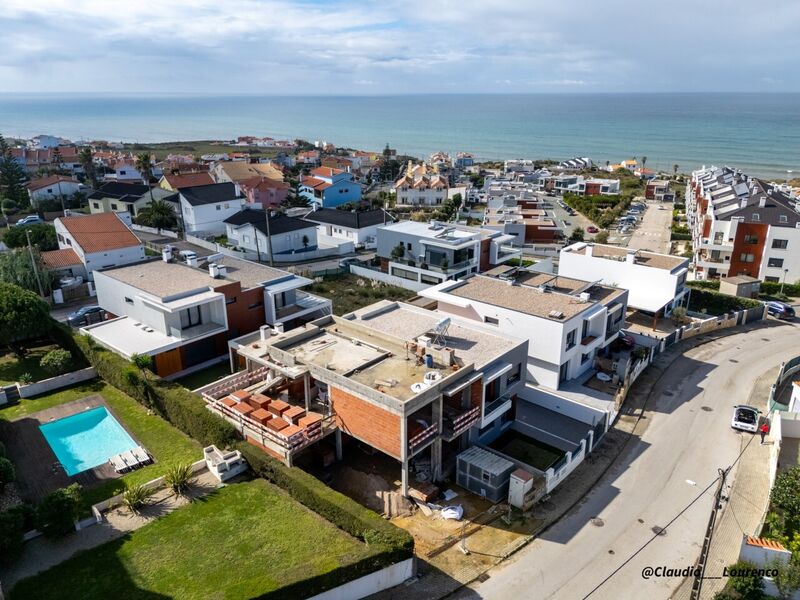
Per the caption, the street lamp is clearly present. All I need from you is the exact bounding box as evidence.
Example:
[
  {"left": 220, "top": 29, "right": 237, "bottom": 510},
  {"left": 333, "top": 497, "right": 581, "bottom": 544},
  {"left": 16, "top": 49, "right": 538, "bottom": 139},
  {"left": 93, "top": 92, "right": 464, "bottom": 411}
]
[{"left": 781, "top": 268, "right": 789, "bottom": 296}]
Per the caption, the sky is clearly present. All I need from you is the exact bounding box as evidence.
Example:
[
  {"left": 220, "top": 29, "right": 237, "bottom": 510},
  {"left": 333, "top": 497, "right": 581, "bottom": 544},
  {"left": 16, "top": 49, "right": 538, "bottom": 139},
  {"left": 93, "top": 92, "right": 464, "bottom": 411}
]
[{"left": 1, "top": 0, "right": 799, "bottom": 94}]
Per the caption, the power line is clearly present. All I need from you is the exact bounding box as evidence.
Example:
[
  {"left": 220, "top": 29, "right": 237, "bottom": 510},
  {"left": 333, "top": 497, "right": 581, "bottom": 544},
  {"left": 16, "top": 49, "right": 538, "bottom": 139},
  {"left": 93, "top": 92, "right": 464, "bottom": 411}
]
[{"left": 582, "top": 433, "right": 757, "bottom": 599}]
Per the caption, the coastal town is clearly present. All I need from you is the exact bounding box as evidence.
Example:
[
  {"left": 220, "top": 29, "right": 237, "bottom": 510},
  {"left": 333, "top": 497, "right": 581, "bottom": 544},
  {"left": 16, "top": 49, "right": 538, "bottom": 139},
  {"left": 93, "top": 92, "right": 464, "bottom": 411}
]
[{"left": 1, "top": 129, "right": 800, "bottom": 600}]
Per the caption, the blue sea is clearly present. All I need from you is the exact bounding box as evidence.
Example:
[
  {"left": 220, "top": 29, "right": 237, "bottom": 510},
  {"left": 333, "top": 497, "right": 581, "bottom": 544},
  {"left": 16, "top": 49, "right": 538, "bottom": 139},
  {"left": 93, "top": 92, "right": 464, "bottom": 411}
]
[{"left": 0, "top": 93, "right": 798, "bottom": 179}]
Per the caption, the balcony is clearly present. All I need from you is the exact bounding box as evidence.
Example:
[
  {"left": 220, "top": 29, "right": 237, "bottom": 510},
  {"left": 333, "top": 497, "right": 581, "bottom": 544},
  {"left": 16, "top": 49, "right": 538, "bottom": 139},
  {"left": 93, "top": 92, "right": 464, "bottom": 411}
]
[
  {"left": 580, "top": 334, "right": 598, "bottom": 346},
  {"left": 484, "top": 392, "right": 513, "bottom": 419},
  {"left": 408, "top": 422, "right": 439, "bottom": 455},
  {"left": 275, "top": 291, "right": 331, "bottom": 321},
  {"left": 441, "top": 404, "right": 481, "bottom": 440},
  {"left": 425, "top": 258, "right": 477, "bottom": 274}
]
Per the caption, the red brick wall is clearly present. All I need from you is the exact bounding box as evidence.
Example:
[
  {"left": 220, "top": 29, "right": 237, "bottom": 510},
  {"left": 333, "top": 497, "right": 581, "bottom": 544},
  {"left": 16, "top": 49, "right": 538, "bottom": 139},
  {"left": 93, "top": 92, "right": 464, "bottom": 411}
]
[
  {"left": 330, "top": 386, "right": 401, "bottom": 458},
  {"left": 646, "top": 184, "right": 656, "bottom": 200},
  {"left": 524, "top": 224, "right": 558, "bottom": 243},
  {"left": 728, "top": 223, "right": 768, "bottom": 277},
  {"left": 380, "top": 257, "right": 389, "bottom": 273},
  {"left": 470, "top": 380, "right": 483, "bottom": 408}
]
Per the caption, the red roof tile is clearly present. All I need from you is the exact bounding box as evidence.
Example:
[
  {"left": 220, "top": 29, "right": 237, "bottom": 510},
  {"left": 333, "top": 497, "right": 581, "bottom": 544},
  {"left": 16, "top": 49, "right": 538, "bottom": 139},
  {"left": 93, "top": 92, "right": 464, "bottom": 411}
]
[
  {"left": 311, "top": 166, "right": 343, "bottom": 178},
  {"left": 745, "top": 536, "right": 788, "bottom": 551},
  {"left": 163, "top": 172, "right": 214, "bottom": 189},
  {"left": 41, "top": 248, "right": 81, "bottom": 269},
  {"left": 59, "top": 212, "right": 141, "bottom": 253},
  {"left": 27, "top": 174, "right": 80, "bottom": 192}
]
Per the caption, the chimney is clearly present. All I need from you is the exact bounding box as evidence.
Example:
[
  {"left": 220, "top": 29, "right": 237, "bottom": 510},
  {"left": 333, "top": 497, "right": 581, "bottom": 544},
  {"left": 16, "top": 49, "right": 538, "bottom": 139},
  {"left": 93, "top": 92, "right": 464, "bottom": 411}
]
[
  {"left": 208, "top": 263, "right": 220, "bottom": 278},
  {"left": 217, "top": 264, "right": 227, "bottom": 278},
  {"left": 759, "top": 196, "right": 766, "bottom": 208},
  {"left": 740, "top": 198, "right": 747, "bottom": 209},
  {"left": 586, "top": 244, "right": 593, "bottom": 256},
  {"left": 187, "top": 256, "right": 198, "bottom": 268},
  {"left": 162, "top": 245, "right": 173, "bottom": 262},
  {"left": 626, "top": 250, "right": 636, "bottom": 264}
]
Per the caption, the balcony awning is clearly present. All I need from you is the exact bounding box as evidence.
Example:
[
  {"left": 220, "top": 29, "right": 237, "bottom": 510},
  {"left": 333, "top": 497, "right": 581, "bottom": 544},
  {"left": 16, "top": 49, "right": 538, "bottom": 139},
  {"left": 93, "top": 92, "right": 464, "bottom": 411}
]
[
  {"left": 442, "top": 370, "right": 482, "bottom": 397},
  {"left": 482, "top": 361, "right": 513, "bottom": 384},
  {"left": 263, "top": 276, "right": 312, "bottom": 295},
  {"left": 141, "top": 290, "right": 224, "bottom": 313}
]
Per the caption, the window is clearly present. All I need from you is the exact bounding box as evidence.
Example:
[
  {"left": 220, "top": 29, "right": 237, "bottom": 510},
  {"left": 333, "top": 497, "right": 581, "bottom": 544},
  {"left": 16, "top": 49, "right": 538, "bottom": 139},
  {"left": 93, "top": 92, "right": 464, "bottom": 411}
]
[
  {"left": 124, "top": 297, "right": 133, "bottom": 305},
  {"left": 772, "top": 239, "right": 788, "bottom": 249},
  {"left": 743, "top": 234, "right": 758, "bottom": 244},
  {"left": 420, "top": 274, "right": 440, "bottom": 285},
  {"left": 507, "top": 363, "right": 521, "bottom": 385},
  {"left": 406, "top": 242, "right": 412, "bottom": 251},
  {"left": 581, "top": 352, "right": 591, "bottom": 364},
  {"left": 225, "top": 297, "right": 237, "bottom": 305},
  {"left": 484, "top": 316, "right": 499, "bottom": 325},
  {"left": 119, "top": 170, "right": 126, "bottom": 175},
  {"left": 216, "top": 205, "right": 221, "bottom": 211},
  {"left": 779, "top": 215, "right": 788, "bottom": 223},
  {"left": 566, "top": 329, "right": 576, "bottom": 350},
  {"left": 224, "top": 203, "right": 229, "bottom": 209},
  {"left": 179, "top": 306, "right": 202, "bottom": 329},
  {"left": 92, "top": 202, "right": 100, "bottom": 209},
  {"left": 739, "top": 253, "right": 755, "bottom": 263},
  {"left": 581, "top": 320, "right": 589, "bottom": 339},
  {"left": 391, "top": 266, "right": 418, "bottom": 281},
  {"left": 768, "top": 257, "right": 784, "bottom": 268},
  {"left": 751, "top": 213, "right": 760, "bottom": 221},
  {"left": 765, "top": 276, "right": 780, "bottom": 283},
  {"left": 111, "top": 203, "right": 118, "bottom": 210}
]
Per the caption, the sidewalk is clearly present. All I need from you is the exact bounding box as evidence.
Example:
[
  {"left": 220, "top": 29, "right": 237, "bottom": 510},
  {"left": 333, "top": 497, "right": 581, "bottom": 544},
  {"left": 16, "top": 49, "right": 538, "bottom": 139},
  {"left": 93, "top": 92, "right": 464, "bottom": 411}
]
[
  {"left": 671, "top": 366, "right": 776, "bottom": 600},
  {"left": 372, "top": 326, "right": 759, "bottom": 600}
]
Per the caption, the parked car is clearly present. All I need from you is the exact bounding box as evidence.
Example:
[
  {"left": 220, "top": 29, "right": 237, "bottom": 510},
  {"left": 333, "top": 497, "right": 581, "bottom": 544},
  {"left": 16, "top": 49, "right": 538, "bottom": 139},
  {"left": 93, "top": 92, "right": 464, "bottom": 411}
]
[
  {"left": 766, "top": 301, "right": 796, "bottom": 320},
  {"left": 731, "top": 405, "right": 760, "bottom": 433},
  {"left": 177, "top": 249, "right": 198, "bottom": 262},
  {"left": 338, "top": 257, "right": 362, "bottom": 269},
  {"left": 13, "top": 215, "right": 44, "bottom": 227},
  {"left": 66, "top": 305, "right": 105, "bottom": 327},
  {"left": 586, "top": 226, "right": 599, "bottom": 233}
]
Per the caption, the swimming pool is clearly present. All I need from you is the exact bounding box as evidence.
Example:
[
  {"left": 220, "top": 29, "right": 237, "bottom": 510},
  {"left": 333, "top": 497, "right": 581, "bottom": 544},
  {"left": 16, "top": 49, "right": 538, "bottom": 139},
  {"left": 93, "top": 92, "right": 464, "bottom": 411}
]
[{"left": 39, "top": 406, "right": 139, "bottom": 476}]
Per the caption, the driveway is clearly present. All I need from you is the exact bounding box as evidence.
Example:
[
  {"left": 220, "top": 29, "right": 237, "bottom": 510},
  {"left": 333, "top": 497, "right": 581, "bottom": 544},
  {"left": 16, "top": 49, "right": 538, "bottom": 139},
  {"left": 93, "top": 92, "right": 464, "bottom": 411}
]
[
  {"left": 626, "top": 201, "right": 673, "bottom": 254},
  {"left": 455, "top": 320, "right": 800, "bottom": 600}
]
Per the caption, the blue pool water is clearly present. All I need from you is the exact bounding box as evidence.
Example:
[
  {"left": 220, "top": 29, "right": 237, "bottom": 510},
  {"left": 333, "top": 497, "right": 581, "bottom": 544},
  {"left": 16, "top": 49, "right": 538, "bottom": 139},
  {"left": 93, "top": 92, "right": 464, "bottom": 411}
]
[{"left": 39, "top": 406, "right": 138, "bottom": 476}]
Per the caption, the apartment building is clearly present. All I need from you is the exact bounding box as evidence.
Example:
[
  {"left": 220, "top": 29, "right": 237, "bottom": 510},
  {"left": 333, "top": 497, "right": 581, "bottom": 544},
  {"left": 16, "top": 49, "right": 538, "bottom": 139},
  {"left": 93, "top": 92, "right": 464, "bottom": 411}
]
[
  {"left": 574, "top": 178, "right": 621, "bottom": 196},
  {"left": 482, "top": 206, "right": 561, "bottom": 245},
  {"left": 299, "top": 167, "right": 362, "bottom": 209},
  {"left": 689, "top": 166, "right": 800, "bottom": 282},
  {"left": 393, "top": 163, "right": 449, "bottom": 206},
  {"left": 375, "top": 220, "right": 519, "bottom": 290},
  {"left": 84, "top": 255, "right": 331, "bottom": 377},
  {"left": 646, "top": 179, "right": 674, "bottom": 201},
  {"left": 559, "top": 243, "right": 689, "bottom": 316},
  {"left": 557, "top": 157, "right": 593, "bottom": 170},
  {"left": 206, "top": 300, "right": 527, "bottom": 495},
  {"left": 45, "top": 212, "right": 145, "bottom": 280}
]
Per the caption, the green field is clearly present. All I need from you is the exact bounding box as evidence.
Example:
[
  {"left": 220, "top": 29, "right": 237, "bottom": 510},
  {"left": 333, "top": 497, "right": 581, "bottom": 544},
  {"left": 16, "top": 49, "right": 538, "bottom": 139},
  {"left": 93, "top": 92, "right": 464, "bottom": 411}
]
[
  {"left": 11, "top": 479, "right": 374, "bottom": 600},
  {"left": 123, "top": 140, "right": 280, "bottom": 161},
  {"left": 0, "top": 380, "right": 201, "bottom": 508}
]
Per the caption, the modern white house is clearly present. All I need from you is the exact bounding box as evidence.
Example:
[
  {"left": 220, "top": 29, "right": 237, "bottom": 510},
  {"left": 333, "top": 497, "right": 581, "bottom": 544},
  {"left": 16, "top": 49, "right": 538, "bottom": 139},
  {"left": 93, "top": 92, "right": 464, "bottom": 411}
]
[
  {"left": 179, "top": 183, "right": 245, "bottom": 235},
  {"left": 26, "top": 175, "right": 84, "bottom": 206},
  {"left": 373, "top": 220, "right": 519, "bottom": 291},
  {"left": 104, "top": 160, "right": 145, "bottom": 183},
  {"left": 45, "top": 212, "right": 145, "bottom": 280},
  {"left": 558, "top": 242, "right": 690, "bottom": 317},
  {"left": 84, "top": 254, "right": 331, "bottom": 377},
  {"left": 223, "top": 209, "right": 320, "bottom": 260},
  {"left": 302, "top": 208, "right": 394, "bottom": 249}
]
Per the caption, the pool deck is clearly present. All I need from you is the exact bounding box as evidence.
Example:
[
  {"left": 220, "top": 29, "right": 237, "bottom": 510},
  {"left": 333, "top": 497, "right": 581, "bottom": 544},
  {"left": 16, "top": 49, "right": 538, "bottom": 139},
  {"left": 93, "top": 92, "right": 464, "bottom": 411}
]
[{"left": 0, "top": 396, "right": 140, "bottom": 502}]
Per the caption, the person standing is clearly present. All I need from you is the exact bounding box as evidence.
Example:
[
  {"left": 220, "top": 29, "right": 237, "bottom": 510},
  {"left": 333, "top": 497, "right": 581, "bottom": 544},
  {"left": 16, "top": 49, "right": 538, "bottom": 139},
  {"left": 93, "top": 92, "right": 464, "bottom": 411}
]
[{"left": 760, "top": 422, "right": 770, "bottom": 445}]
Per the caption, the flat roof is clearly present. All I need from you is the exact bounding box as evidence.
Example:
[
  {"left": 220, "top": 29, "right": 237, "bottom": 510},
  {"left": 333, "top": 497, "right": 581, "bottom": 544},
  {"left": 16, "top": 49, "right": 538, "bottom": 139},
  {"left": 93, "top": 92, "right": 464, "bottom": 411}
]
[
  {"left": 82, "top": 316, "right": 224, "bottom": 357},
  {"left": 577, "top": 243, "right": 687, "bottom": 271},
  {"left": 98, "top": 256, "right": 297, "bottom": 299},
  {"left": 380, "top": 220, "right": 487, "bottom": 241},
  {"left": 444, "top": 275, "right": 617, "bottom": 320}
]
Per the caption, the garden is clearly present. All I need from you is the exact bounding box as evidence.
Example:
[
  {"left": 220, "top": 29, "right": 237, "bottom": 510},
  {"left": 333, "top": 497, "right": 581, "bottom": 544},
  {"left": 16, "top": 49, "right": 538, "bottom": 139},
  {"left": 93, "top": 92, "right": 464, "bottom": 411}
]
[{"left": 306, "top": 272, "right": 415, "bottom": 315}]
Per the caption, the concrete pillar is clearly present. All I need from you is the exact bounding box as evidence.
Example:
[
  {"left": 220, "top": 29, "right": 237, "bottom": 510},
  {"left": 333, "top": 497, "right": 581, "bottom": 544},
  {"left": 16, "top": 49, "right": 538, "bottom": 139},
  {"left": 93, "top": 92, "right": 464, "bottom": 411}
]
[
  {"left": 401, "top": 458, "right": 409, "bottom": 497},
  {"left": 431, "top": 398, "right": 443, "bottom": 482},
  {"left": 335, "top": 429, "right": 343, "bottom": 461},
  {"left": 304, "top": 374, "right": 311, "bottom": 412},
  {"left": 400, "top": 414, "right": 409, "bottom": 497}
]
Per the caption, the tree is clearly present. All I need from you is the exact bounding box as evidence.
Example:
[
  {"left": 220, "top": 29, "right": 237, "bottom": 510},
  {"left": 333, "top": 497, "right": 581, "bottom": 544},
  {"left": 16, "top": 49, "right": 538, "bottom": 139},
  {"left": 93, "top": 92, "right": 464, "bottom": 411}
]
[
  {"left": 131, "top": 353, "right": 153, "bottom": 373},
  {"left": 0, "top": 456, "right": 15, "bottom": 491},
  {"left": 3, "top": 223, "right": 57, "bottom": 250},
  {"left": 771, "top": 465, "right": 800, "bottom": 532},
  {"left": 770, "top": 559, "right": 800, "bottom": 600},
  {"left": 671, "top": 306, "right": 688, "bottom": 325},
  {"left": 569, "top": 227, "right": 585, "bottom": 242},
  {"left": 36, "top": 483, "right": 82, "bottom": 537},
  {"left": 0, "top": 509, "right": 25, "bottom": 565},
  {"left": 135, "top": 197, "right": 177, "bottom": 230},
  {"left": 673, "top": 164, "right": 679, "bottom": 177},
  {"left": 594, "top": 230, "right": 609, "bottom": 244},
  {"left": 78, "top": 147, "right": 98, "bottom": 189},
  {"left": 605, "top": 160, "right": 610, "bottom": 170},
  {"left": 0, "top": 134, "right": 29, "bottom": 209},
  {"left": 135, "top": 152, "right": 153, "bottom": 185},
  {"left": 302, "top": 234, "right": 309, "bottom": 249},
  {"left": 0, "top": 249, "right": 54, "bottom": 296},
  {"left": 727, "top": 560, "right": 765, "bottom": 600},
  {"left": 0, "top": 283, "right": 53, "bottom": 356},
  {"left": 40, "top": 349, "right": 72, "bottom": 375}
]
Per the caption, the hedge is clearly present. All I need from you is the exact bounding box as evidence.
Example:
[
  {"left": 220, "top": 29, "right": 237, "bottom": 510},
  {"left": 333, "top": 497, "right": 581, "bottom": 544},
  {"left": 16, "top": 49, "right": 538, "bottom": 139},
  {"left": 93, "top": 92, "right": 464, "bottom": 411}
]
[
  {"left": 670, "top": 232, "right": 692, "bottom": 241},
  {"left": 687, "top": 280, "right": 721, "bottom": 291},
  {"left": 688, "top": 288, "right": 762, "bottom": 315},
  {"left": 72, "top": 330, "right": 414, "bottom": 596},
  {"left": 73, "top": 334, "right": 238, "bottom": 449},
  {"left": 238, "top": 443, "right": 414, "bottom": 599},
  {"left": 761, "top": 280, "right": 800, "bottom": 297}
]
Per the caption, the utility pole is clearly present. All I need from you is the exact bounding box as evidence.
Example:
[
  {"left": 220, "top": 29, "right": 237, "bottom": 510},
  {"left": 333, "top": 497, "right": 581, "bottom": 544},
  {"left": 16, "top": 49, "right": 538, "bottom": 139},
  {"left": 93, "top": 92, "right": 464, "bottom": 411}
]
[
  {"left": 265, "top": 209, "right": 274, "bottom": 267},
  {"left": 781, "top": 268, "right": 789, "bottom": 296},
  {"left": 690, "top": 468, "right": 727, "bottom": 600},
  {"left": 25, "top": 228, "right": 46, "bottom": 299}
]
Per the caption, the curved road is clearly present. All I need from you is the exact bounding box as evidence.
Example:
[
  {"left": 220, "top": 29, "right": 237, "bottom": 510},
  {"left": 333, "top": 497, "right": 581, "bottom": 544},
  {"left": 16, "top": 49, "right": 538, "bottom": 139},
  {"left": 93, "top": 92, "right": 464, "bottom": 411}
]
[{"left": 455, "top": 320, "right": 800, "bottom": 600}]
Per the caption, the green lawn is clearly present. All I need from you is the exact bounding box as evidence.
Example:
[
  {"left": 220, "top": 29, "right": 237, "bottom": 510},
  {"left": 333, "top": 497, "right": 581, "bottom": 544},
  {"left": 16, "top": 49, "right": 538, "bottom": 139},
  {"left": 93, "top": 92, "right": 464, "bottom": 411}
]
[
  {"left": 123, "top": 140, "right": 279, "bottom": 161},
  {"left": 173, "top": 361, "right": 232, "bottom": 391},
  {"left": 12, "top": 479, "right": 375, "bottom": 600},
  {"left": 0, "top": 380, "right": 201, "bottom": 508},
  {"left": 0, "top": 344, "right": 63, "bottom": 385},
  {"left": 308, "top": 273, "right": 415, "bottom": 316}
]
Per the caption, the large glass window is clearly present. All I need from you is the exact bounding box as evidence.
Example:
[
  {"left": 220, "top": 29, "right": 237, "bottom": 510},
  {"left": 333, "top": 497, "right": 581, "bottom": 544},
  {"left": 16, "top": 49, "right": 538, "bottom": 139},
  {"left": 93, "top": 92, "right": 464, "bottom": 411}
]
[
  {"left": 180, "top": 306, "right": 202, "bottom": 329},
  {"left": 566, "top": 329, "right": 576, "bottom": 350},
  {"left": 772, "top": 239, "right": 788, "bottom": 249}
]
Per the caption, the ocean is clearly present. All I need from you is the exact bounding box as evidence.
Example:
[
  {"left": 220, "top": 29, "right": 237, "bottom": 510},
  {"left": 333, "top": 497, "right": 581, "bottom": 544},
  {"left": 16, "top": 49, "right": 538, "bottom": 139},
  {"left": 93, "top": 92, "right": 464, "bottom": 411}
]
[{"left": 0, "top": 93, "right": 797, "bottom": 179}]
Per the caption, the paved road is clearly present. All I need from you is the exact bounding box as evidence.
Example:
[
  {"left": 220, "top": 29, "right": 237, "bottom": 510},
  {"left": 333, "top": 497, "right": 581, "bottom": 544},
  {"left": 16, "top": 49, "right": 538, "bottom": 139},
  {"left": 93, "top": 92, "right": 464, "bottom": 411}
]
[
  {"left": 456, "top": 320, "right": 800, "bottom": 600},
  {"left": 626, "top": 201, "right": 673, "bottom": 254}
]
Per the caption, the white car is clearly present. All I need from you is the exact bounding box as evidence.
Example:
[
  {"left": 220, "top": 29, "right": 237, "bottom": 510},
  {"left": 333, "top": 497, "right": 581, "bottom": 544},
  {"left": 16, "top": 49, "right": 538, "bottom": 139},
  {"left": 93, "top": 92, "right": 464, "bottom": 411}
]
[{"left": 731, "top": 405, "right": 759, "bottom": 433}]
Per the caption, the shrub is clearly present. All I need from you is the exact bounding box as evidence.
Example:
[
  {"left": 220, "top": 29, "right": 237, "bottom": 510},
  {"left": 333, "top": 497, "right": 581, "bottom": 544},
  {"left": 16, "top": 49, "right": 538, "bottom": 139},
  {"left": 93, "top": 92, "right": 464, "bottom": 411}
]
[
  {"left": 36, "top": 483, "right": 82, "bottom": 537},
  {"left": 0, "top": 510, "right": 25, "bottom": 564},
  {"left": 18, "top": 372, "right": 33, "bottom": 384},
  {"left": 0, "top": 440, "right": 6, "bottom": 458},
  {"left": 770, "top": 466, "right": 800, "bottom": 533},
  {"left": 671, "top": 306, "right": 688, "bottom": 324},
  {"left": 39, "top": 348, "right": 72, "bottom": 376},
  {"left": 727, "top": 560, "right": 765, "bottom": 600},
  {"left": 165, "top": 463, "right": 193, "bottom": 495},
  {"left": 688, "top": 280, "right": 721, "bottom": 291},
  {"left": 0, "top": 456, "right": 15, "bottom": 490},
  {"left": 687, "top": 288, "right": 762, "bottom": 316},
  {"left": 123, "top": 484, "right": 154, "bottom": 513}
]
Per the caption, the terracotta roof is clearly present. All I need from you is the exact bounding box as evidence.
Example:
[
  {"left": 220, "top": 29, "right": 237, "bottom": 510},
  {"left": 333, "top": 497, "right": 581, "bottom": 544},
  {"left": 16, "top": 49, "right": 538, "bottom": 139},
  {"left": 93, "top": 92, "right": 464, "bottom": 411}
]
[
  {"left": 744, "top": 536, "right": 788, "bottom": 551},
  {"left": 27, "top": 174, "right": 80, "bottom": 191},
  {"left": 311, "top": 166, "right": 343, "bottom": 178},
  {"left": 239, "top": 176, "right": 290, "bottom": 192},
  {"left": 41, "top": 248, "right": 81, "bottom": 269},
  {"left": 59, "top": 212, "right": 141, "bottom": 253},
  {"left": 162, "top": 172, "right": 214, "bottom": 189},
  {"left": 300, "top": 177, "right": 332, "bottom": 191}
]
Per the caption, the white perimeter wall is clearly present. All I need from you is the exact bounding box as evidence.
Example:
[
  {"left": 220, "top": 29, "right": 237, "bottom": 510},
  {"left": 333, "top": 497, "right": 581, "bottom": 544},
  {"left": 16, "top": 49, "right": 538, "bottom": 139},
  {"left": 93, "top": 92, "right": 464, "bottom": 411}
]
[{"left": 309, "top": 558, "right": 414, "bottom": 600}]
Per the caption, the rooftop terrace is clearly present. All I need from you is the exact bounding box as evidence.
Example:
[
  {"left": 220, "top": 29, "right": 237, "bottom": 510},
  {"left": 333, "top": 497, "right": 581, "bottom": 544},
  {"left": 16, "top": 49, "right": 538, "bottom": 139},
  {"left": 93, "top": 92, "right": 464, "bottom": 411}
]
[{"left": 571, "top": 243, "right": 687, "bottom": 271}]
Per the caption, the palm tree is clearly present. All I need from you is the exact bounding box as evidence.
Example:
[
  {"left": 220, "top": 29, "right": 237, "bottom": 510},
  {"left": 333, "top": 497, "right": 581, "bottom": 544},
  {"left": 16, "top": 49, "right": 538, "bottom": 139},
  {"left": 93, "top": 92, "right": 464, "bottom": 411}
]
[
  {"left": 136, "top": 197, "right": 177, "bottom": 230},
  {"left": 78, "top": 148, "right": 98, "bottom": 189},
  {"left": 51, "top": 148, "right": 66, "bottom": 215},
  {"left": 135, "top": 153, "right": 155, "bottom": 203},
  {"left": 673, "top": 164, "right": 679, "bottom": 177}
]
